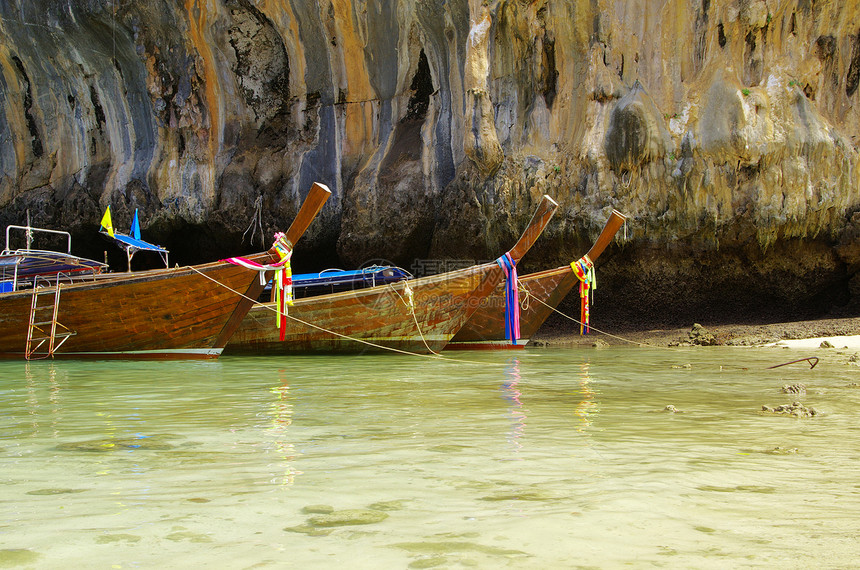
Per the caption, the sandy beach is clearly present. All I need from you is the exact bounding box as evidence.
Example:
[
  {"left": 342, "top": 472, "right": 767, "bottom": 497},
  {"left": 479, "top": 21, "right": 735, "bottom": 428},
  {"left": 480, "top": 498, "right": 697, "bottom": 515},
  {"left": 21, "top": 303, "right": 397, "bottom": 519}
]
[{"left": 765, "top": 335, "right": 860, "bottom": 350}]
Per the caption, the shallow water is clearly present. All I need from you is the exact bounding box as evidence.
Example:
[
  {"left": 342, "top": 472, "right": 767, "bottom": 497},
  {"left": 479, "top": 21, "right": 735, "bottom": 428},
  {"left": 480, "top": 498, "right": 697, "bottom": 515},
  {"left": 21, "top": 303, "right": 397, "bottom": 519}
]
[{"left": 2, "top": 347, "right": 859, "bottom": 568}]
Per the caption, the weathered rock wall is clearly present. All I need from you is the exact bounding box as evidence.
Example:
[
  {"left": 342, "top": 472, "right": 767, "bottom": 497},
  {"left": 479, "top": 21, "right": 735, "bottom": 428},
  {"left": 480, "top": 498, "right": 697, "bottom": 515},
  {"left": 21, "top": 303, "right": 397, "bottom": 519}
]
[{"left": 0, "top": 0, "right": 858, "bottom": 322}]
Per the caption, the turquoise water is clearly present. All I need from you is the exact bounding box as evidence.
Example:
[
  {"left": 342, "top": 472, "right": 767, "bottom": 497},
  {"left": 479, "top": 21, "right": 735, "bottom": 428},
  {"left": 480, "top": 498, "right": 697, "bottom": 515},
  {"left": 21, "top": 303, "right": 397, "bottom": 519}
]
[{"left": 2, "top": 347, "right": 859, "bottom": 568}]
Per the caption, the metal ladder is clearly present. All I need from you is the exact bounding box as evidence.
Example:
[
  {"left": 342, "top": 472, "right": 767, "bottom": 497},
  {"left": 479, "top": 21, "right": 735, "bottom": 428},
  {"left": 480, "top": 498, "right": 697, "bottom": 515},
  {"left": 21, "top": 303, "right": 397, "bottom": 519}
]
[{"left": 26, "top": 284, "right": 74, "bottom": 359}]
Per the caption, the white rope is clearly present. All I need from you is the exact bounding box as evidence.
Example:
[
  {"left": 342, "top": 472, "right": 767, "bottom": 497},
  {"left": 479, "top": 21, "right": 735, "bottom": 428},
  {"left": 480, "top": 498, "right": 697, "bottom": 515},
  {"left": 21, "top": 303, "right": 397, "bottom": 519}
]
[
  {"left": 242, "top": 195, "right": 265, "bottom": 248},
  {"left": 517, "top": 283, "right": 532, "bottom": 311}
]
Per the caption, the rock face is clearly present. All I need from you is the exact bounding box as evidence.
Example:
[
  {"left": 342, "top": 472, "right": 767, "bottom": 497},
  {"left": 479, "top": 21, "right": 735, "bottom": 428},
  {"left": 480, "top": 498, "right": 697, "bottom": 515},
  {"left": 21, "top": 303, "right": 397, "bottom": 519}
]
[{"left": 0, "top": 0, "right": 858, "bottom": 323}]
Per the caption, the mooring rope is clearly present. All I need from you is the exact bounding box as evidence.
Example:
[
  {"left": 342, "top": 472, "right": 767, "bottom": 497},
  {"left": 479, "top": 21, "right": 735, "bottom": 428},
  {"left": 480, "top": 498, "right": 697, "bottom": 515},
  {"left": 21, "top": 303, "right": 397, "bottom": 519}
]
[
  {"left": 519, "top": 286, "right": 833, "bottom": 370},
  {"left": 518, "top": 285, "right": 532, "bottom": 311},
  {"left": 385, "top": 281, "right": 439, "bottom": 355},
  {"left": 767, "top": 357, "right": 819, "bottom": 370},
  {"left": 188, "top": 265, "right": 508, "bottom": 366},
  {"left": 518, "top": 283, "right": 668, "bottom": 349}
]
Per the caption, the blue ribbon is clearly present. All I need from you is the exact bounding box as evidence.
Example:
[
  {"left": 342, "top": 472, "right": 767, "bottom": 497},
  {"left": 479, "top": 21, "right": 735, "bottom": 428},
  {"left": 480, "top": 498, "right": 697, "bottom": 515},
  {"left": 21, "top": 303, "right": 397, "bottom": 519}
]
[{"left": 496, "top": 253, "right": 520, "bottom": 345}]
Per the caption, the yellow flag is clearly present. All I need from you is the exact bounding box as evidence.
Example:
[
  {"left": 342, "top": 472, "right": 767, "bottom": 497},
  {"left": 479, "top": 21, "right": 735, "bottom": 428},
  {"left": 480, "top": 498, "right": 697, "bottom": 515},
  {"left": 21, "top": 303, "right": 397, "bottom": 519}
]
[{"left": 100, "top": 206, "right": 114, "bottom": 237}]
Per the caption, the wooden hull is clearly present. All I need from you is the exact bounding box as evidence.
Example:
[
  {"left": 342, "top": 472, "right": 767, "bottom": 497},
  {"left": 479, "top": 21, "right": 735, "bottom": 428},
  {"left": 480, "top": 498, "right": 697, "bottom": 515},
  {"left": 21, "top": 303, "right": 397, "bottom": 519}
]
[
  {"left": 224, "top": 263, "right": 502, "bottom": 355},
  {"left": 447, "top": 265, "right": 576, "bottom": 349},
  {"left": 0, "top": 254, "right": 272, "bottom": 359}
]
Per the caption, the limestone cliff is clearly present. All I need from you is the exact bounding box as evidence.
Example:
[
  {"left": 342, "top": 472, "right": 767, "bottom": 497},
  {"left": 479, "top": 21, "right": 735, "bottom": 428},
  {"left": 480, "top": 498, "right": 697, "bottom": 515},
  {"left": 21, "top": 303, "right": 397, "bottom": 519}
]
[{"left": 0, "top": 0, "right": 858, "bottom": 324}]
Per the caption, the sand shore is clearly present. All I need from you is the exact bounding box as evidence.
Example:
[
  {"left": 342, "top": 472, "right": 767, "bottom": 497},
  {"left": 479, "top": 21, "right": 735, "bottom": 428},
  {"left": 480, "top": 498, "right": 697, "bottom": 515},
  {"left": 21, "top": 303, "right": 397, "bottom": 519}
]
[{"left": 530, "top": 315, "right": 860, "bottom": 351}]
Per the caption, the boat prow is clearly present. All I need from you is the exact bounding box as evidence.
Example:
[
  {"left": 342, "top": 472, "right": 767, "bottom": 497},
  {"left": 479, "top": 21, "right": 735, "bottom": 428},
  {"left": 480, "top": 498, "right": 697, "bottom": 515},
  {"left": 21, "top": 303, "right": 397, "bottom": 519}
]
[{"left": 447, "top": 209, "right": 627, "bottom": 349}]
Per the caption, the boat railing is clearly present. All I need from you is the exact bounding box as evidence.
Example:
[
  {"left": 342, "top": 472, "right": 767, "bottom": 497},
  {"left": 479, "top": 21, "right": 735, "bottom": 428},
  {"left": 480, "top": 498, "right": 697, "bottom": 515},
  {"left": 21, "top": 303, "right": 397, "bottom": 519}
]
[
  {"left": 32, "top": 274, "right": 58, "bottom": 290},
  {"left": 5, "top": 225, "right": 73, "bottom": 253},
  {"left": 0, "top": 248, "right": 107, "bottom": 294},
  {"left": 31, "top": 269, "right": 90, "bottom": 289},
  {"left": 5, "top": 267, "right": 92, "bottom": 293}
]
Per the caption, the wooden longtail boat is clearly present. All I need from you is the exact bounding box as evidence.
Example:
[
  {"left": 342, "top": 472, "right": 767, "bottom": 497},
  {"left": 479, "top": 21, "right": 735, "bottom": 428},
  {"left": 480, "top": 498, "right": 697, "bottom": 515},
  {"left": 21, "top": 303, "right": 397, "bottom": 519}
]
[
  {"left": 0, "top": 183, "right": 331, "bottom": 360},
  {"left": 447, "top": 209, "right": 627, "bottom": 350},
  {"left": 223, "top": 195, "right": 559, "bottom": 355}
]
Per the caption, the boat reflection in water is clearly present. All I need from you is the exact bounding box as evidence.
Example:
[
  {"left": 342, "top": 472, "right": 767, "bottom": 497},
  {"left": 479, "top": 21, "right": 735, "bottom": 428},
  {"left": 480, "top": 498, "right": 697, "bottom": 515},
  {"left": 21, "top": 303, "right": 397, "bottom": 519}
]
[
  {"left": 267, "top": 371, "right": 301, "bottom": 487},
  {"left": 500, "top": 357, "right": 527, "bottom": 453},
  {"left": 575, "top": 361, "right": 598, "bottom": 432}
]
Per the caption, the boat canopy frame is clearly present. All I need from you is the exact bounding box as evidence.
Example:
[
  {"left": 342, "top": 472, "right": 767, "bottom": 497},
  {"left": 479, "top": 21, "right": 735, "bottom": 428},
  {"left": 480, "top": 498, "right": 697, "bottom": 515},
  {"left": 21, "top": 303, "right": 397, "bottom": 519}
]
[
  {"left": 1, "top": 225, "right": 108, "bottom": 293},
  {"left": 102, "top": 231, "right": 169, "bottom": 271}
]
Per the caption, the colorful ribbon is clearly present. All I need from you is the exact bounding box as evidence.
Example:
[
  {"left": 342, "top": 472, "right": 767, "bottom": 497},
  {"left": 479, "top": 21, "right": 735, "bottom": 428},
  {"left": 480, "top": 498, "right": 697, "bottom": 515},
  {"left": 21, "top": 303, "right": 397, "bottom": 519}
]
[
  {"left": 571, "top": 255, "right": 595, "bottom": 334},
  {"left": 496, "top": 252, "right": 520, "bottom": 345},
  {"left": 273, "top": 259, "right": 293, "bottom": 341},
  {"left": 225, "top": 232, "right": 293, "bottom": 340}
]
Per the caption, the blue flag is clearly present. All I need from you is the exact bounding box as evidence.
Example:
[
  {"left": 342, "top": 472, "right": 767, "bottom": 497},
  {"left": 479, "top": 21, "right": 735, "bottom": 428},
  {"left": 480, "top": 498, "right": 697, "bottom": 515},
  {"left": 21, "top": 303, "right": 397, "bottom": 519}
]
[{"left": 130, "top": 209, "right": 141, "bottom": 240}]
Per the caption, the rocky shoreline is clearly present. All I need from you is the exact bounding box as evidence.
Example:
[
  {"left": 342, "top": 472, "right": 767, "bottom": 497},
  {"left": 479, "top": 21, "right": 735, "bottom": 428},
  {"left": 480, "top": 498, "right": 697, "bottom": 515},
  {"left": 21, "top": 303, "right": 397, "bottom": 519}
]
[{"left": 530, "top": 315, "right": 860, "bottom": 350}]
